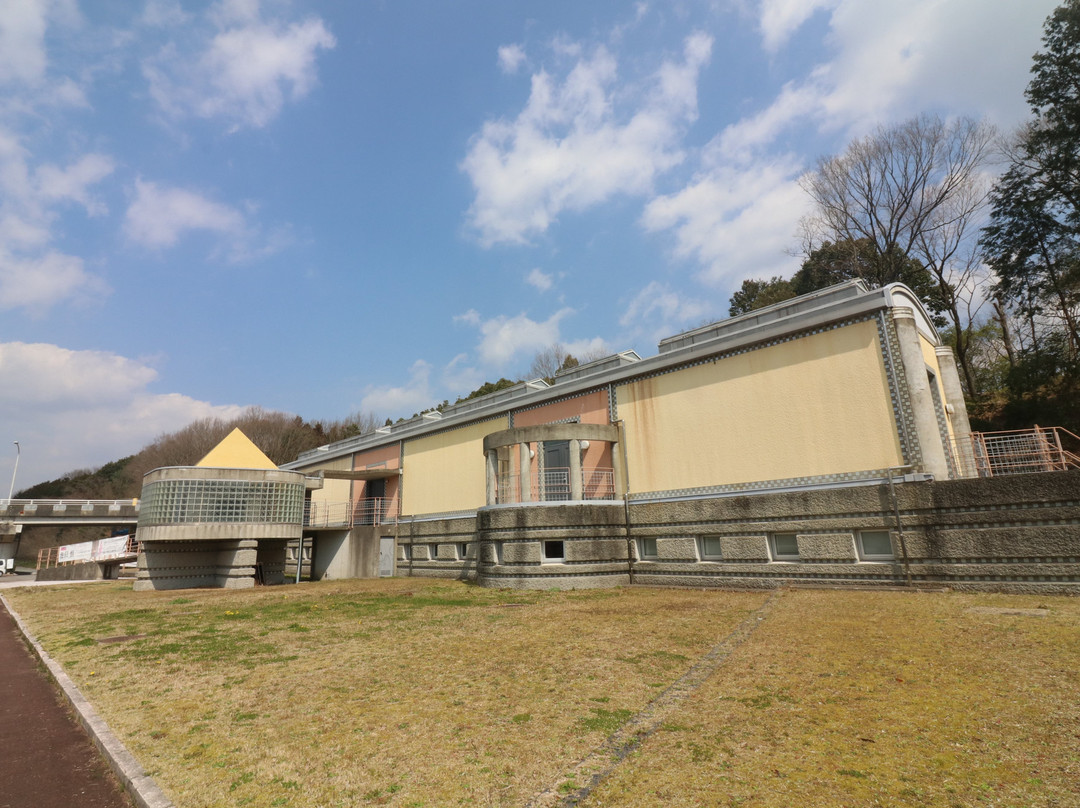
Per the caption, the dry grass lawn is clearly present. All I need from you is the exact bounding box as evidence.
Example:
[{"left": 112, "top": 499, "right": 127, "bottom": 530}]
[{"left": 4, "top": 580, "right": 1078, "bottom": 808}]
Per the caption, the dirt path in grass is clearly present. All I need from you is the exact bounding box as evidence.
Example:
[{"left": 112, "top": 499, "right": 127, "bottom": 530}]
[
  {"left": 0, "top": 601, "right": 134, "bottom": 808},
  {"left": 525, "top": 588, "right": 784, "bottom": 808}
]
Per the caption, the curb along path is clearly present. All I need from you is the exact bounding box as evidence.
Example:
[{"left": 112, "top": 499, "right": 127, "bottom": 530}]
[
  {"left": 526, "top": 589, "right": 785, "bottom": 808},
  {"left": 0, "top": 595, "right": 174, "bottom": 808}
]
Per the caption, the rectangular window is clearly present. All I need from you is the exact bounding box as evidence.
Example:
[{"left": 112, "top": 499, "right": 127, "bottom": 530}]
[
  {"left": 699, "top": 535, "right": 723, "bottom": 560},
  {"left": 638, "top": 537, "right": 658, "bottom": 560},
  {"left": 542, "top": 540, "right": 565, "bottom": 563},
  {"left": 858, "top": 530, "right": 894, "bottom": 561},
  {"left": 770, "top": 533, "right": 799, "bottom": 561},
  {"left": 430, "top": 544, "right": 440, "bottom": 561},
  {"left": 459, "top": 542, "right": 469, "bottom": 560}
]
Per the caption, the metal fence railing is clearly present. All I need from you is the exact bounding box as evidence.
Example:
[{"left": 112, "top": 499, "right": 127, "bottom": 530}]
[
  {"left": 303, "top": 498, "right": 398, "bottom": 528},
  {"left": 583, "top": 468, "right": 616, "bottom": 500},
  {"left": 951, "top": 426, "right": 1080, "bottom": 478},
  {"left": 495, "top": 467, "right": 616, "bottom": 504}
]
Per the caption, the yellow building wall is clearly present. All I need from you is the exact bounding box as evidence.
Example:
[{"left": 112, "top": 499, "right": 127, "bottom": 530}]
[
  {"left": 617, "top": 320, "right": 903, "bottom": 494},
  {"left": 402, "top": 416, "right": 507, "bottom": 515},
  {"left": 307, "top": 456, "right": 353, "bottom": 506}
]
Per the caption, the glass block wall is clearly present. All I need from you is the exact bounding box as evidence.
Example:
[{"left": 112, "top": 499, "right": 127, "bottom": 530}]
[{"left": 138, "top": 477, "right": 304, "bottom": 526}]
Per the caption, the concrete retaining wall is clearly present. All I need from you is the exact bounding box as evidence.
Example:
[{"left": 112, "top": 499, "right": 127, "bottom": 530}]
[
  {"left": 395, "top": 517, "right": 478, "bottom": 581},
  {"left": 36, "top": 560, "right": 116, "bottom": 582},
  {"left": 398, "top": 471, "right": 1080, "bottom": 593}
]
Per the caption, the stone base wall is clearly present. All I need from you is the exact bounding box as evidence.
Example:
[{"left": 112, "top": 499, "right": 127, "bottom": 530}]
[
  {"left": 622, "top": 471, "right": 1080, "bottom": 594},
  {"left": 256, "top": 539, "right": 287, "bottom": 585},
  {"left": 395, "top": 517, "right": 478, "bottom": 581},
  {"left": 134, "top": 539, "right": 259, "bottom": 591},
  {"left": 477, "top": 503, "right": 632, "bottom": 590},
  {"left": 394, "top": 471, "right": 1080, "bottom": 593}
]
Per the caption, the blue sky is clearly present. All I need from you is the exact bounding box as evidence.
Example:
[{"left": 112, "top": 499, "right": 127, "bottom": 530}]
[{"left": 0, "top": 0, "right": 1060, "bottom": 489}]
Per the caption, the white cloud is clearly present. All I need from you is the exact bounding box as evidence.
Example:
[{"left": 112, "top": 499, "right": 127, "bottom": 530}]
[
  {"left": 143, "top": 1, "right": 335, "bottom": 131},
  {"left": 0, "top": 3, "right": 46, "bottom": 84},
  {"left": 471, "top": 308, "right": 574, "bottom": 366},
  {"left": 497, "top": 43, "right": 527, "bottom": 75},
  {"left": 142, "top": 0, "right": 190, "bottom": 28},
  {"left": 359, "top": 360, "right": 434, "bottom": 416},
  {"left": 641, "top": 150, "right": 809, "bottom": 285},
  {"left": 36, "top": 153, "right": 115, "bottom": 215},
  {"left": 525, "top": 268, "right": 553, "bottom": 291},
  {"left": 124, "top": 178, "right": 246, "bottom": 249},
  {"left": 463, "top": 31, "right": 713, "bottom": 246},
  {"left": 643, "top": 0, "right": 1054, "bottom": 286},
  {"left": 453, "top": 309, "right": 482, "bottom": 327},
  {"left": 0, "top": 0, "right": 52, "bottom": 85},
  {"left": 758, "top": 0, "right": 838, "bottom": 52},
  {"left": 441, "top": 353, "right": 486, "bottom": 397},
  {"left": 0, "top": 132, "right": 114, "bottom": 312},
  {"left": 0, "top": 250, "right": 105, "bottom": 313},
  {"left": 563, "top": 336, "right": 609, "bottom": 360},
  {"left": 739, "top": 0, "right": 1058, "bottom": 153},
  {"left": 0, "top": 342, "right": 246, "bottom": 488},
  {"left": 619, "top": 280, "right": 715, "bottom": 343}
]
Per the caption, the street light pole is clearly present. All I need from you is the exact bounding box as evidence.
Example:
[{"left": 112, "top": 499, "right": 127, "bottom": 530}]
[{"left": 7, "top": 441, "right": 20, "bottom": 504}]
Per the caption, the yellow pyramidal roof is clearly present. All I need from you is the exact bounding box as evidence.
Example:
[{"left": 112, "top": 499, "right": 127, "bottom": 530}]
[{"left": 195, "top": 428, "right": 278, "bottom": 470}]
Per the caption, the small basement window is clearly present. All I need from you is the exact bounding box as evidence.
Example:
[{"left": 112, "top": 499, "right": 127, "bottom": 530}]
[
  {"left": 638, "top": 537, "right": 658, "bottom": 559},
  {"left": 858, "top": 530, "right": 894, "bottom": 561},
  {"left": 542, "top": 540, "right": 565, "bottom": 563},
  {"left": 770, "top": 533, "right": 799, "bottom": 561},
  {"left": 699, "top": 535, "right": 722, "bottom": 560}
]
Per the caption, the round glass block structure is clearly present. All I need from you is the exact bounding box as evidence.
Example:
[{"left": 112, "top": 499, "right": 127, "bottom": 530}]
[{"left": 139, "top": 473, "right": 304, "bottom": 526}]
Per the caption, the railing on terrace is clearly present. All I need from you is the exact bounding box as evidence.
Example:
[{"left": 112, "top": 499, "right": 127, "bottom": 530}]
[
  {"left": 495, "top": 467, "right": 616, "bottom": 505},
  {"left": 951, "top": 426, "right": 1080, "bottom": 478},
  {"left": 303, "top": 497, "right": 398, "bottom": 529}
]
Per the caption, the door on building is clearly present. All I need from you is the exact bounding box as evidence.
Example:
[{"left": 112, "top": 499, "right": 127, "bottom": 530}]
[
  {"left": 543, "top": 440, "right": 571, "bottom": 501},
  {"left": 358, "top": 478, "right": 386, "bottom": 525},
  {"left": 378, "top": 537, "right": 395, "bottom": 577}
]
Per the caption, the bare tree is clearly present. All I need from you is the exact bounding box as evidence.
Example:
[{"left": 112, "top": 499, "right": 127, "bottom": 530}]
[
  {"left": 529, "top": 343, "right": 609, "bottom": 382},
  {"left": 801, "top": 114, "right": 997, "bottom": 393},
  {"left": 529, "top": 344, "right": 575, "bottom": 380}
]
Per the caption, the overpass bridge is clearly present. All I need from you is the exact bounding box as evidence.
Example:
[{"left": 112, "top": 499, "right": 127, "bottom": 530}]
[
  {"left": 1, "top": 499, "right": 140, "bottom": 527},
  {"left": 0, "top": 500, "right": 141, "bottom": 570}
]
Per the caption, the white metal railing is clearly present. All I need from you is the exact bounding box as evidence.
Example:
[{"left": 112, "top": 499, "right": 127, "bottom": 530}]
[
  {"left": 583, "top": 468, "right": 616, "bottom": 500},
  {"left": 303, "top": 498, "right": 398, "bottom": 528},
  {"left": 495, "top": 467, "right": 616, "bottom": 504},
  {"left": 352, "top": 497, "right": 398, "bottom": 525},
  {"left": 951, "top": 426, "right": 1080, "bottom": 478}
]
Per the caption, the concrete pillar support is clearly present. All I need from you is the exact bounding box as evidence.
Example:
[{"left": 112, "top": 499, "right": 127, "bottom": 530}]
[
  {"left": 934, "top": 346, "right": 976, "bottom": 477},
  {"left": 893, "top": 309, "right": 950, "bottom": 479},
  {"left": 519, "top": 442, "right": 532, "bottom": 503},
  {"left": 485, "top": 449, "right": 497, "bottom": 506},
  {"left": 569, "top": 439, "right": 583, "bottom": 500},
  {"left": 612, "top": 441, "right": 626, "bottom": 500}
]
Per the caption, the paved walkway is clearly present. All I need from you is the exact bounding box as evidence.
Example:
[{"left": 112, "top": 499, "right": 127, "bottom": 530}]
[{"left": 0, "top": 578, "right": 134, "bottom": 808}]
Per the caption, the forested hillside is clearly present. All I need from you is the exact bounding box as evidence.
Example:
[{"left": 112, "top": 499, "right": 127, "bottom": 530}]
[{"left": 15, "top": 407, "right": 381, "bottom": 500}]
